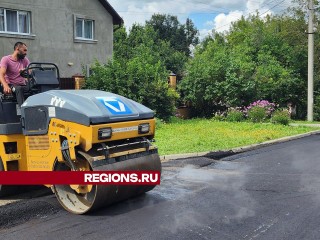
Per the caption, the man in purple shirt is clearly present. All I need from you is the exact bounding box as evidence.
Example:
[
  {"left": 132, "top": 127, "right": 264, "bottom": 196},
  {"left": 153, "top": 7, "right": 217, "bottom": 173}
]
[{"left": 0, "top": 42, "right": 30, "bottom": 107}]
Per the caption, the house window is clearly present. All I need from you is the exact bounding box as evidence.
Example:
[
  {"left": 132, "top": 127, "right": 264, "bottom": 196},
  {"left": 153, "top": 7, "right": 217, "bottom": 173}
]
[
  {"left": 75, "top": 18, "right": 94, "bottom": 40},
  {"left": 0, "top": 8, "right": 30, "bottom": 34}
]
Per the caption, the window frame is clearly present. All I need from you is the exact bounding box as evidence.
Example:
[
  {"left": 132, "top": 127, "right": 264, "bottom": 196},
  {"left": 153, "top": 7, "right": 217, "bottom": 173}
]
[
  {"left": 74, "top": 15, "right": 95, "bottom": 41},
  {"left": 0, "top": 8, "right": 31, "bottom": 35}
]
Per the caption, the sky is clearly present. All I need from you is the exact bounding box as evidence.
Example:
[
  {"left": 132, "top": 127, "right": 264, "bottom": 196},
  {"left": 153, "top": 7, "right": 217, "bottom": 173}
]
[{"left": 108, "top": 0, "right": 293, "bottom": 40}]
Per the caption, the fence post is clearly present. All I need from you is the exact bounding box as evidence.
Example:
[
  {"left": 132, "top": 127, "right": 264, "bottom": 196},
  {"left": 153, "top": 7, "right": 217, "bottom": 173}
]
[
  {"left": 169, "top": 72, "right": 177, "bottom": 89},
  {"left": 73, "top": 74, "right": 85, "bottom": 90}
]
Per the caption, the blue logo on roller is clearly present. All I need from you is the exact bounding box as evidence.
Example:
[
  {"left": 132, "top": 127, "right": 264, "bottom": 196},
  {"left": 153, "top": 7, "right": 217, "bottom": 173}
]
[{"left": 96, "top": 97, "right": 132, "bottom": 115}]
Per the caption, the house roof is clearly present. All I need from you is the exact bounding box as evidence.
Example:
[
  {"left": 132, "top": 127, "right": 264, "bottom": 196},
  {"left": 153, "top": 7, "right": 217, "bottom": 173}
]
[{"left": 98, "top": 0, "right": 123, "bottom": 25}]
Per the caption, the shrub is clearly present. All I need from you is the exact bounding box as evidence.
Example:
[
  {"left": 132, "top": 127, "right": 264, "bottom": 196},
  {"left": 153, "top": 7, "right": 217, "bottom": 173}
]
[
  {"left": 271, "top": 109, "right": 290, "bottom": 125},
  {"left": 212, "top": 110, "right": 226, "bottom": 121},
  {"left": 85, "top": 56, "right": 179, "bottom": 122},
  {"left": 245, "top": 100, "right": 276, "bottom": 123},
  {"left": 225, "top": 108, "right": 245, "bottom": 122},
  {"left": 245, "top": 100, "right": 276, "bottom": 116},
  {"left": 247, "top": 106, "right": 268, "bottom": 122}
]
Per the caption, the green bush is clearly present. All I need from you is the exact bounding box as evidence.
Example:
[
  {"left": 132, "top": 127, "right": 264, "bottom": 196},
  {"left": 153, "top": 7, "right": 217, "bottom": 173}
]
[
  {"left": 85, "top": 53, "right": 179, "bottom": 122},
  {"left": 247, "top": 106, "right": 268, "bottom": 123},
  {"left": 212, "top": 111, "right": 226, "bottom": 121},
  {"left": 212, "top": 115, "right": 225, "bottom": 122},
  {"left": 271, "top": 110, "right": 290, "bottom": 125},
  {"left": 225, "top": 109, "right": 245, "bottom": 122}
]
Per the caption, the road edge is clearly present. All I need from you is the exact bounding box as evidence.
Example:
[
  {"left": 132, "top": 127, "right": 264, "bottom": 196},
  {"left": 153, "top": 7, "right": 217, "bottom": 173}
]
[{"left": 160, "top": 130, "right": 320, "bottom": 162}]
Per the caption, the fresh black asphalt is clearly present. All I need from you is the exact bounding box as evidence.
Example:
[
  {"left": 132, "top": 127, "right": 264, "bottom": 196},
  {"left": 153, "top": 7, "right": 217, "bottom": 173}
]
[{"left": 0, "top": 134, "right": 320, "bottom": 239}]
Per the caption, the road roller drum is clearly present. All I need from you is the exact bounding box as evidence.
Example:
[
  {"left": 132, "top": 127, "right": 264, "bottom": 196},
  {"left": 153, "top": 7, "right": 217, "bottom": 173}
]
[{"left": 54, "top": 152, "right": 161, "bottom": 214}]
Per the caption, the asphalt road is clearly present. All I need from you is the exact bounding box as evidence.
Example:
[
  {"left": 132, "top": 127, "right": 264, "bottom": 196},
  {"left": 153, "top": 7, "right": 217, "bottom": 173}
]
[{"left": 1, "top": 135, "right": 320, "bottom": 240}]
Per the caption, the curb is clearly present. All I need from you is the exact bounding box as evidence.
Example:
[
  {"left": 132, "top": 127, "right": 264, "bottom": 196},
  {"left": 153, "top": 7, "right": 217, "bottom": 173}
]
[{"left": 160, "top": 130, "right": 320, "bottom": 162}]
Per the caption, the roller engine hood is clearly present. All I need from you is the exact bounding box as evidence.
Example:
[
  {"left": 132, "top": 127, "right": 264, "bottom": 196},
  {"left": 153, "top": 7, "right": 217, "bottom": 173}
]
[{"left": 22, "top": 90, "right": 154, "bottom": 126}]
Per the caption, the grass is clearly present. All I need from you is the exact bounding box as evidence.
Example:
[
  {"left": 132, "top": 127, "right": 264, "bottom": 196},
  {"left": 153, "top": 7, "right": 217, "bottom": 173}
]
[
  {"left": 292, "top": 120, "right": 320, "bottom": 124},
  {"left": 154, "top": 118, "right": 320, "bottom": 155}
]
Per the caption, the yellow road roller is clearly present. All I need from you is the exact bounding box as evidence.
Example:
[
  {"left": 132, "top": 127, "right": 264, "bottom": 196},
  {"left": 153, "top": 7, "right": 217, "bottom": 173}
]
[{"left": 0, "top": 62, "right": 161, "bottom": 214}]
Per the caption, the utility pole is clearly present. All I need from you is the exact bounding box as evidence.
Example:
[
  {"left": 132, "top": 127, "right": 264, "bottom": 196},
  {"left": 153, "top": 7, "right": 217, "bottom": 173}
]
[{"left": 307, "top": 0, "right": 315, "bottom": 121}]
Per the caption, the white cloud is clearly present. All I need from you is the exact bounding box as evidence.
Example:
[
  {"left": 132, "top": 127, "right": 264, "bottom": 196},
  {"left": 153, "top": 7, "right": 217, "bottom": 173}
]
[
  {"left": 214, "top": 10, "right": 244, "bottom": 33},
  {"left": 212, "top": 0, "right": 275, "bottom": 34},
  {"left": 199, "top": 28, "right": 212, "bottom": 40},
  {"left": 246, "top": 0, "right": 272, "bottom": 17}
]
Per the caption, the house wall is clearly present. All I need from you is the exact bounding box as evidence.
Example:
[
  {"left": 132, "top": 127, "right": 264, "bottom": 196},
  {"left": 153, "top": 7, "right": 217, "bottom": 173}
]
[{"left": 0, "top": 0, "right": 114, "bottom": 77}]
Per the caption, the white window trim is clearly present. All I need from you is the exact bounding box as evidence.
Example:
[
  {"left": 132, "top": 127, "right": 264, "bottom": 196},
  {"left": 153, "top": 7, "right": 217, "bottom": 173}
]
[
  {"left": 0, "top": 8, "right": 31, "bottom": 35},
  {"left": 74, "top": 14, "right": 96, "bottom": 42},
  {"left": 76, "top": 18, "right": 94, "bottom": 40}
]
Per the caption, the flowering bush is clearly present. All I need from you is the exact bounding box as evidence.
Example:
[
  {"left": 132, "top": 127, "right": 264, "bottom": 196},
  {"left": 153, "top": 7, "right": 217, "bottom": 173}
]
[
  {"left": 245, "top": 100, "right": 276, "bottom": 116},
  {"left": 212, "top": 100, "right": 280, "bottom": 123},
  {"left": 245, "top": 100, "right": 276, "bottom": 123}
]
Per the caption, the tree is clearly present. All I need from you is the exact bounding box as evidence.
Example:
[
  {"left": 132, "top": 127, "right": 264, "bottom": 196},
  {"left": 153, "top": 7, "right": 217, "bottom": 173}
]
[
  {"left": 146, "top": 14, "right": 199, "bottom": 56},
  {"left": 179, "top": 38, "right": 229, "bottom": 116}
]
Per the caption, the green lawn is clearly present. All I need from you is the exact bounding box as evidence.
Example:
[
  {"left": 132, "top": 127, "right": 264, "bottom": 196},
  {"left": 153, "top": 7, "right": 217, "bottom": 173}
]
[
  {"left": 154, "top": 118, "right": 320, "bottom": 155},
  {"left": 292, "top": 120, "right": 320, "bottom": 124}
]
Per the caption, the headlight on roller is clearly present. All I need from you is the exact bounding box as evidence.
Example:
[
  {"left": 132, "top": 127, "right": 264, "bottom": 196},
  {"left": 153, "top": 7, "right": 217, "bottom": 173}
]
[
  {"left": 98, "top": 127, "right": 112, "bottom": 140},
  {"left": 138, "top": 123, "right": 150, "bottom": 134}
]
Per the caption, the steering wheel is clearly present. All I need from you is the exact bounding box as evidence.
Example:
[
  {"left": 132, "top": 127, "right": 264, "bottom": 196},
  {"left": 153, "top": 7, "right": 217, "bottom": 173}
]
[
  {"left": 19, "top": 66, "right": 44, "bottom": 79},
  {"left": 19, "top": 66, "right": 46, "bottom": 91},
  {"left": 19, "top": 69, "right": 31, "bottom": 78}
]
